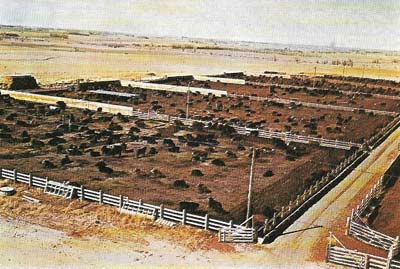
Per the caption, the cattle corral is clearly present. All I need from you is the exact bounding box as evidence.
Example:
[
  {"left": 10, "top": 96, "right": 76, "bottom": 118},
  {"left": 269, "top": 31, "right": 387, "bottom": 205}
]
[{"left": 1, "top": 73, "right": 399, "bottom": 241}]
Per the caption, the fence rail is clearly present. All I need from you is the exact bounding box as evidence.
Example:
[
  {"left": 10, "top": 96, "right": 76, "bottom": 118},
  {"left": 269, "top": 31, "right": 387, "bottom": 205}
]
[
  {"left": 259, "top": 147, "right": 367, "bottom": 243},
  {"left": 326, "top": 233, "right": 400, "bottom": 269},
  {"left": 0, "top": 89, "right": 362, "bottom": 150},
  {"left": 346, "top": 175, "right": 400, "bottom": 254},
  {"left": 0, "top": 168, "right": 253, "bottom": 237},
  {"left": 229, "top": 93, "right": 398, "bottom": 117},
  {"left": 218, "top": 227, "right": 257, "bottom": 243}
]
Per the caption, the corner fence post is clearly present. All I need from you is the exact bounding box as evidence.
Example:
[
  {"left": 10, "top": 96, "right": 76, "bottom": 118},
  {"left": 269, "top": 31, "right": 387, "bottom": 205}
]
[
  {"left": 364, "top": 255, "right": 369, "bottom": 269},
  {"left": 345, "top": 217, "right": 350, "bottom": 236}
]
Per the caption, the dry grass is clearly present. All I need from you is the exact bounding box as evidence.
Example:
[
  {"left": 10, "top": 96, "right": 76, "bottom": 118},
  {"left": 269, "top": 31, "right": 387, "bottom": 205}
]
[
  {"left": 0, "top": 27, "right": 399, "bottom": 85},
  {"left": 0, "top": 180, "right": 235, "bottom": 253}
]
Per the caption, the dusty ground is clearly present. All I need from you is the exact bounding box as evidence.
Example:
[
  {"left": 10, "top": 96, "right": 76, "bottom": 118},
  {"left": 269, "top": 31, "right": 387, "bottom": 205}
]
[
  {"left": 0, "top": 184, "right": 332, "bottom": 269},
  {"left": 1, "top": 122, "right": 399, "bottom": 269},
  {"left": 51, "top": 84, "right": 394, "bottom": 142},
  {"left": 1, "top": 26, "right": 400, "bottom": 268},
  {"left": 186, "top": 80, "right": 400, "bottom": 113},
  {"left": 0, "top": 96, "right": 347, "bottom": 222},
  {"left": 269, "top": 125, "right": 400, "bottom": 262},
  {"left": 371, "top": 174, "right": 400, "bottom": 238}
]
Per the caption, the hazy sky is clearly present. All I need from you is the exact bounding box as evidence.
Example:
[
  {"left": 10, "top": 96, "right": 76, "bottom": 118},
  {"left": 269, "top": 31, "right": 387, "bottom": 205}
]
[{"left": 0, "top": 0, "right": 399, "bottom": 50}]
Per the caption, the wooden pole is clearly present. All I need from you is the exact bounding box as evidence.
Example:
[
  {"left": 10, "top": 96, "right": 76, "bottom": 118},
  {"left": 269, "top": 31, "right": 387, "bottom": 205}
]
[
  {"left": 186, "top": 85, "right": 190, "bottom": 119},
  {"left": 119, "top": 195, "right": 123, "bottom": 209},
  {"left": 99, "top": 190, "right": 103, "bottom": 204},
  {"left": 13, "top": 169, "right": 17, "bottom": 183},
  {"left": 160, "top": 204, "right": 164, "bottom": 219},
  {"left": 312, "top": 66, "right": 317, "bottom": 89},
  {"left": 80, "top": 186, "right": 84, "bottom": 201},
  {"left": 246, "top": 148, "right": 256, "bottom": 225},
  {"left": 182, "top": 209, "right": 186, "bottom": 225}
]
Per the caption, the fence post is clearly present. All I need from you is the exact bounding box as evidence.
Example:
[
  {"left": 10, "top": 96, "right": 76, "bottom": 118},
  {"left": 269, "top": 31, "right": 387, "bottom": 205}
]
[
  {"left": 13, "top": 169, "right": 17, "bottom": 183},
  {"left": 160, "top": 204, "right": 164, "bottom": 219},
  {"left": 345, "top": 217, "right": 351, "bottom": 236},
  {"left": 44, "top": 177, "right": 49, "bottom": 191},
  {"left": 326, "top": 234, "right": 331, "bottom": 263},
  {"left": 364, "top": 255, "right": 369, "bottom": 269},
  {"left": 272, "top": 212, "right": 277, "bottom": 226},
  {"left": 182, "top": 209, "right": 186, "bottom": 225},
  {"left": 80, "top": 186, "right": 84, "bottom": 201},
  {"left": 99, "top": 190, "right": 103, "bottom": 204},
  {"left": 204, "top": 214, "right": 209, "bottom": 230},
  {"left": 387, "top": 248, "right": 393, "bottom": 269},
  {"left": 119, "top": 195, "right": 123, "bottom": 209},
  {"left": 28, "top": 174, "right": 32, "bottom": 188},
  {"left": 229, "top": 220, "right": 233, "bottom": 228}
]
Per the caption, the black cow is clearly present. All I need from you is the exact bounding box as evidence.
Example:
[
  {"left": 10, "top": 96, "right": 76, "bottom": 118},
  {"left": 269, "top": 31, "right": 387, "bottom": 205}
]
[{"left": 136, "top": 146, "right": 147, "bottom": 158}]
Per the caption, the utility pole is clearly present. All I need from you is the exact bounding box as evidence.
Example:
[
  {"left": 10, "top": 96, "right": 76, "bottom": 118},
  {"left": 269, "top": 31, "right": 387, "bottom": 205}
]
[
  {"left": 186, "top": 82, "right": 191, "bottom": 119},
  {"left": 312, "top": 66, "right": 317, "bottom": 89},
  {"left": 246, "top": 148, "right": 256, "bottom": 225}
]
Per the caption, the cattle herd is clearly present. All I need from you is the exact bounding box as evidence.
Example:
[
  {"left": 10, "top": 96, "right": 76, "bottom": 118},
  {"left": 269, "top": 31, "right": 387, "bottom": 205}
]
[{"left": 0, "top": 74, "right": 399, "bottom": 224}]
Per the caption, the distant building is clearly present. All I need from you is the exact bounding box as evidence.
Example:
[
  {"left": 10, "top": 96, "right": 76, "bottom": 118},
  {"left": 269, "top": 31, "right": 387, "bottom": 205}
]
[{"left": 1, "top": 75, "right": 39, "bottom": 90}]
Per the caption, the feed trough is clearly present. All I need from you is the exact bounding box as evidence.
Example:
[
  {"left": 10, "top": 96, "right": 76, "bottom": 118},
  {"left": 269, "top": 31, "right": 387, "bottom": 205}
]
[{"left": 0, "top": 186, "right": 16, "bottom": 196}]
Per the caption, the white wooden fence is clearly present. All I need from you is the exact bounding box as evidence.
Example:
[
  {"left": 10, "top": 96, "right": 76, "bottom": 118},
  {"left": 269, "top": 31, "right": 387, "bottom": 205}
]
[
  {"left": 0, "top": 168, "right": 255, "bottom": 240},
  {"left": 346, "top": 177, "right": 400, "bottom": 254},
  {"left": 218, "top": 227, "right": 257, "bottom": 243},
  {"left": 120, "top": 81, "right": 228, "bottom": 97},
  {"left": 229, "top": 93, "right": 398, "bottom": 117},
  {"left": 259, "top": 148, "right": 367, "bottom": 243},
  {"left": 326, "top": 233, "right": 400, "bottom": 269},
  {"left": 0, "top": 89, "right": 362, "bottom": 150}
]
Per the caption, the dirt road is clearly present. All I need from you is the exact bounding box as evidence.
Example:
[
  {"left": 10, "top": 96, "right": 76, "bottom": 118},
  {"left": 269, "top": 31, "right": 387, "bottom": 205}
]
[{"left": 266, "top": 125, "right": 400, "bottom": 263}]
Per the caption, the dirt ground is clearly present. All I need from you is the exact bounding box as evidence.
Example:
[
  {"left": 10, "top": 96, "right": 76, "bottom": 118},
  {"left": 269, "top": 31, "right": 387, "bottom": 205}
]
[
  {"left": 371, "top": 175, "right": 400, "bottom": 238},
  {"left": 52, "top": 85, "right": 393, "bottom": 143},
  {"left": 187, "top": 80, "right": 400, "bottom": 113},
  {"left": 0, "top": 183, "right": 332, "bottom": 269},
  {"left": 1, "top": 26, "right": 399, "bottom": 268},
  {"left": 0, "top": 96, "right": 347, "bottom": 223}
]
